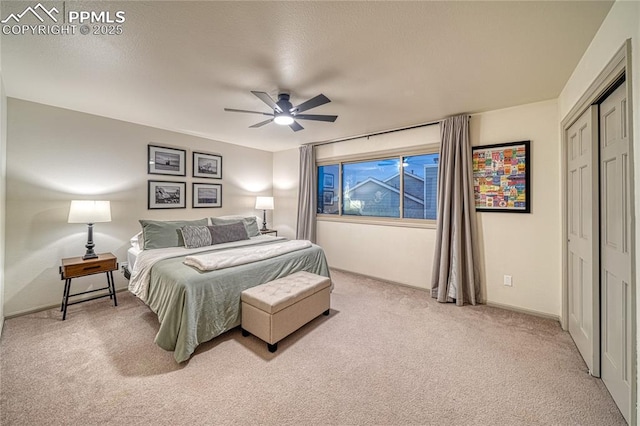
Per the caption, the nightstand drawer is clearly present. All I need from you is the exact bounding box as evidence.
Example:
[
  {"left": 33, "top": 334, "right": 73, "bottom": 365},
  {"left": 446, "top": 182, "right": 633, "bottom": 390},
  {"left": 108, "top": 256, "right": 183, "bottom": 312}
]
[{"left": 61, "top": 254, "right": 117, "bottom": 279}]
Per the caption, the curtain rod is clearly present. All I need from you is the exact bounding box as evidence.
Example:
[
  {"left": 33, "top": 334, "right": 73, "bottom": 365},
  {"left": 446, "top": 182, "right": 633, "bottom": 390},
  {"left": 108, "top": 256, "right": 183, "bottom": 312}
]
[{"left": 307, "top": 118, "right": 443, "bottom": 148}]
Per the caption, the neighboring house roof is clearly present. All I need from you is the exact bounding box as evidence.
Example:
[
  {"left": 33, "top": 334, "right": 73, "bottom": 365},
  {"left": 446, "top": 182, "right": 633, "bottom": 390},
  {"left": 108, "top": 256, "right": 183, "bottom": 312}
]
[
  {"left": 383, "top": 171, "right": 425, "bottom": 185},
  {"left": 347, "top": 177, "right": 424, "bottom": 205},
  {"left": 384, "top": 171, "right": 428, "bottom": 200}
]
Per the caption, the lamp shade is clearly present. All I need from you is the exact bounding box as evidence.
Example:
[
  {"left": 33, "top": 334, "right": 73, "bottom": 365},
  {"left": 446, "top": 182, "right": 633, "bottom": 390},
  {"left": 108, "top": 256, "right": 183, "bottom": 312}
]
[
  {"left": 255, "top": 196, "right": 274, "bottom": 210},
  {"left": 68, "top": 200, "right": 112, "bottom": 224}
]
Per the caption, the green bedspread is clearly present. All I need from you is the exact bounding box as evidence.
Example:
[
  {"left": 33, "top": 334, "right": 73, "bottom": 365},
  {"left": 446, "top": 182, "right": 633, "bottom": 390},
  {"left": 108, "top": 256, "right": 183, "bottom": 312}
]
[{"left": 144, "top": 243, "right": 330, "bottom": 362}]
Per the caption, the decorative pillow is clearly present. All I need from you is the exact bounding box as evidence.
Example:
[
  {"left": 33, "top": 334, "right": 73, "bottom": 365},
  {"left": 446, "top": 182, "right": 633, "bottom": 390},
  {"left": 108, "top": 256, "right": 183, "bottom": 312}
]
[
  {"left": 139, "top": 218, "right": 208, "bottom": 250},
  {"left": 180, "top": 225, "right": 213, "bottom": 249},
  {"left": 180, "top": 222, "right": 250, "bottom": 249},
  {"left": 209, "top": 222, "right": 250, "bottom": 245},
  {"left": 210, "top": 215, "right": 260, "bottom": 237}
]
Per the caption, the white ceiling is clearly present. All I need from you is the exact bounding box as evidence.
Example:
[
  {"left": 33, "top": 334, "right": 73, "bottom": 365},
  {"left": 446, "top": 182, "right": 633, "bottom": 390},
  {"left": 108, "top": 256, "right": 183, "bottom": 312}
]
[{"left": 1, "top": 1, "right": 613, "bottom": 152}]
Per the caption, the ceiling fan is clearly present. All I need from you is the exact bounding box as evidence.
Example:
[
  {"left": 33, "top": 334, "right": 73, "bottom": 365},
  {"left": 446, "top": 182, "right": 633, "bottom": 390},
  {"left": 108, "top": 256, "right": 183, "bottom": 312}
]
[{"left": 224, "top": 91, "right": 338, "bottom": 132}]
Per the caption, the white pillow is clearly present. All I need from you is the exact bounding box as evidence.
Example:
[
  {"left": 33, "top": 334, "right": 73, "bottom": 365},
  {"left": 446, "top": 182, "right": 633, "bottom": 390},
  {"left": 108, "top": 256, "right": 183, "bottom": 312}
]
[{"left": 130, "top": 232, "right": 143, "bottom": 250}]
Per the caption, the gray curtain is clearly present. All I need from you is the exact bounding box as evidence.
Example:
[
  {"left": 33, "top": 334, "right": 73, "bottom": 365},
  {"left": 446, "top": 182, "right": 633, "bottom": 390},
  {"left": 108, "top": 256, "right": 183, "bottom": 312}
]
[
  {"left": 431, "top": 114, "right": 481, "bottom": 305},
  {"left": 296, "top": 145, "right": 317, "bottom": 242}
]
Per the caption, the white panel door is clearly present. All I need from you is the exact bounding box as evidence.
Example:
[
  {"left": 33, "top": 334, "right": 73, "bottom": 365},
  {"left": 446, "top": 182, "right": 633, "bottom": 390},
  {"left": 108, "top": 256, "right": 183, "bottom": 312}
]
[
  {"left": 600, "top": 81, "right": 631, "bottom": 423},
  {"left": 566, "top": 106, "right": 599, "bottom": 376}
]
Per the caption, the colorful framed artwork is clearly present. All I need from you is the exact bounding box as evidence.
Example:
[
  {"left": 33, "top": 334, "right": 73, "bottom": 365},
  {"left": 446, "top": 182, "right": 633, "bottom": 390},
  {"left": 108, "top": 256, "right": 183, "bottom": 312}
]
[
  {"left": 148, "top": 180, "right": 186, "bottom": 209},
  {"left": 193, "top": 151, "right": 222, "bottom": 179},
  {"left": 472, "top": 140, "right": 530, "bottom": 213},
  {"left": 148, "top": 145, "right": 186, "bottom": 176},
  {"left": 192, "top": 183, "right": 222, "bottom": 208}
]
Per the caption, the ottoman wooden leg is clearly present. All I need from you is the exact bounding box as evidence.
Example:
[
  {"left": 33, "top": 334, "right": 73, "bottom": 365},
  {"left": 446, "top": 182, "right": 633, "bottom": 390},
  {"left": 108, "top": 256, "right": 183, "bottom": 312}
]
[
  {"left": 242, "top": 328, "right": 250, "bottom": 337},
  {"left": 323, "top": 309, "right": 330, "bottom": 316},
  {"left": 268, "top": 342, "right": 278, "bottom": 353}
]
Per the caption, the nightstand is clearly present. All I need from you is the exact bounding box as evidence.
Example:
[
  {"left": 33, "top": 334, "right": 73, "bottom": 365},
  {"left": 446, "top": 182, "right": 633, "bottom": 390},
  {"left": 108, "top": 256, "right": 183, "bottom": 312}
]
[
  {"left": 259, "top": 229, "right": 278, "bottom": 236},
  {"left": 59, "top": 252, "right": 118, "bottom": 320}
]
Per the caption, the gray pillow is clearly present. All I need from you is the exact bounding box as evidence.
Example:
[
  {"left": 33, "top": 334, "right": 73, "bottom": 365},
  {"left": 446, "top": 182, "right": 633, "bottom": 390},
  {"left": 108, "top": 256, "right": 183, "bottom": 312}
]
[
  {"left": 180, "top": 222, "right": 249, "bottom": 248},
  {"left": 210, "top": 216, "right": 260, "bottom": 237},
  {"left": 139, "top": 218, "right": 208, "bottom": 250},
  {"left": 180, "top": 225, "right": 213, "bottom": 249},
  {"left": 209, "top": 222, "right": 249, "bottom": 245}
]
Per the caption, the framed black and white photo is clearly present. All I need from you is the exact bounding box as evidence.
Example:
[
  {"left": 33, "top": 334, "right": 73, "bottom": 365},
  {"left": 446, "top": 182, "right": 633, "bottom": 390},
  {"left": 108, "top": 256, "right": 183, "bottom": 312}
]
[
  {"left": 148, "top": 180, "right": 186, "bottom": 209},
  {"left": 192, "top": 183, "right": 222, "bottom": 208},
  {"left": 323, "top": 190, "right": 334, "bottom": 205},
  {"left": 323, "top": 174, "right": 334, "bottom": 189},
  {"left": 148, "top": 145, "right": 186, "bottom": 176},
  {"left": 193, "top": 151, "right": 222, "bottom": 179}
]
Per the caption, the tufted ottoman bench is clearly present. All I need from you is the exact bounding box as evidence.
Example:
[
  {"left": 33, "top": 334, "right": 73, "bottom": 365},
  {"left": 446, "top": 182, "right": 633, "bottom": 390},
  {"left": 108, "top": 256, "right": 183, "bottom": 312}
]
[{"left": 241, "top": 271, "right": 331, "bottom": 352}]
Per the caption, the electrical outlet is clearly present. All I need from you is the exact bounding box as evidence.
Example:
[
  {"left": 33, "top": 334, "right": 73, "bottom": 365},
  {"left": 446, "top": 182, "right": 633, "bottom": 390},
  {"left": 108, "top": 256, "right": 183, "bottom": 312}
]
[
  {"left": 121, "top": 262, "right": 129, "bottom": 271},
  {"left": 504, "top": 275, "right": 513, "bottom": 287}
]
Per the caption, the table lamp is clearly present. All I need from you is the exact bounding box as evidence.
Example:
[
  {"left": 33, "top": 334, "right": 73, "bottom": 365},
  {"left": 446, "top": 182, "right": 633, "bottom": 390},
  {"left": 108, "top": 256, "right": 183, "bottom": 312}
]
[
  {"left": 255, "top": 196, "right": 274, "bottom": 231},
  {"left": 68, "top": 200, "right": 112, "bottom": 260}
]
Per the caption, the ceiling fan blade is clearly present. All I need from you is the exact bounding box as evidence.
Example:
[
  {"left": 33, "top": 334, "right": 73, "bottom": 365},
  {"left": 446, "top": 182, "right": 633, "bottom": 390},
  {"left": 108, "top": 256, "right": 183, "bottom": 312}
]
[
  {"left": 291, "top": 94, "right": 330, "bottom": 114},
  {"left": 289, "top": 121, "right": 304, "bottom": 132},
  {"left": 249, "top": 118, "right": 274, "bottom": 128},
  {"left": 224, "top": 108, "right": 273, "bottom": 116},
  {"left": 293, "top": 114, "right": 338, "bottom": 122},
  {"left": 251, "top": 91, "right": 282, "bottom": 113}
]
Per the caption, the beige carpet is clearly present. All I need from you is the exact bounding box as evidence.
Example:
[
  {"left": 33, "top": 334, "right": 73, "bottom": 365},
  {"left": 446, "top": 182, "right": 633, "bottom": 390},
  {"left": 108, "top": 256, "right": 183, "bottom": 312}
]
[{"left": 0, "top": 269, "right": 626, "bottom": 425}]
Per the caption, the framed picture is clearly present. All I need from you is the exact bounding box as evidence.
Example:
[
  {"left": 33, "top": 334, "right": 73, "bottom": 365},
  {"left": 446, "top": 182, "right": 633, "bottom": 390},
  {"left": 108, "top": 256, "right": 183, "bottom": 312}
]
[
  {"left": 193, "top": 183, "right": 222, "bottom": 208},
  {"left": 148, "top": 145, "right": 186, "bottom": 176},
  {"left": 472, "top": 140, "right": 531, "bottom": 213},
  {"left": 193, "top": 151, "right": 222, "bottom": 179},
  {"left": 323, "top": 190, "right": 334, "bottom": 205},
  {"left": 148, "top": 180, "right": 186, "bottom": 209},
  {"left": 323, "top": 174, "right": 334, "bottom": 189}
]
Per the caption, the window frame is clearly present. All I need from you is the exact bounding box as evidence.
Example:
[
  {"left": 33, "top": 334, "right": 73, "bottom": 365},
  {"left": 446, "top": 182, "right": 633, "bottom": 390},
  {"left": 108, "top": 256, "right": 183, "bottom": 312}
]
[{"left": 316, "top": 145, "right": 440, "bottom": 229}]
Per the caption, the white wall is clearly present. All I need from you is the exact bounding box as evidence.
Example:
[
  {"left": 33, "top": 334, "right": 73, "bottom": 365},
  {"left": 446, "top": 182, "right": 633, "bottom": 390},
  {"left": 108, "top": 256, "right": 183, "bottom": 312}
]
[
  {"left": 4, "top": 99, "right": 273, "bottom": 316},
  {"left": 273, "top": 148, "right": 299, "bottom": 240},
  {"left": 308, "top": 104, "right": 561, "bottom": 317},
  {"left": 0, "top": 7, "right": 5, "bottom": 333},
  {"left": 470, "top": 100, "right": 561, "bottom": 316},
  {"left": 557, "top": 0, "right": 640, "bottom": 421},
  {"left": 558, "top": 1, "right": 639, "bottom": 121},
  {"left": 0, "top": 75, "right": 6, "bottom": 333},
  {"left": 314, "top": 125, "right": 440, "bottom": 290}
]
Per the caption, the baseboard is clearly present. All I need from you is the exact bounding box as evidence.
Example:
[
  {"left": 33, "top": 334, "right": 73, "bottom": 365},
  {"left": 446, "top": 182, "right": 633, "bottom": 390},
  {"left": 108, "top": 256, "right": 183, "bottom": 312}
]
[
  {"left": 4, "top": 288, "right": 129, "bottom": 320},
  {"left": 330, "top": 267, "right": 560, "bottom": 323},
  {"left": 329, "top": 267, "right": 430, "bottom": 292},
  {"left": 486, "top": 301, "right": 560, "bottom": 323}
]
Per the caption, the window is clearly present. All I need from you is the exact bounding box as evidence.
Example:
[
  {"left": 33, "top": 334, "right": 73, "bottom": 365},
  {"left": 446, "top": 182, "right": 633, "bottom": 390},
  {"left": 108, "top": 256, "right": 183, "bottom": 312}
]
[
  {"left": 402, "top": 154, "right": 439, "bottom": 220},
  {"left": 317, "top": 150, "right": 439, "bottom": 222},
  {"left": 317, "top": 164, "right": 339, "bottom": 214},
  {"left": 343, "top": 159, "right": 400, "bottom": 217}
]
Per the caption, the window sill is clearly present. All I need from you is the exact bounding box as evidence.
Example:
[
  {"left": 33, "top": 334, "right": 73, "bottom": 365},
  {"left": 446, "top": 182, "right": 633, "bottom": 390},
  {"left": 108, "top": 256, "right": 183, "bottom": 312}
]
[{"left": 316, "top": 214, "right": 437, "bottom": 230}]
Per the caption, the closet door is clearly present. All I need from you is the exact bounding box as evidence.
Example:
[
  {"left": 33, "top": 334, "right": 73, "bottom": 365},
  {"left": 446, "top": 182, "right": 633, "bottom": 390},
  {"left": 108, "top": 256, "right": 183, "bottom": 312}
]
[
  {"left": 600, "top": 81, "right": 631, "bottom": 423},
  {"left": 566, "top": 106, "right": 599, "bottom": 376}
]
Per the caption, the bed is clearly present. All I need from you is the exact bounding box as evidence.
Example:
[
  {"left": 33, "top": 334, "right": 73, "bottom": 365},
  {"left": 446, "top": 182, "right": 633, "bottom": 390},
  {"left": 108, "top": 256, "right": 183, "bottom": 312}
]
[{"left": 127, "top": 218, "right": 330, "bottom": 363}]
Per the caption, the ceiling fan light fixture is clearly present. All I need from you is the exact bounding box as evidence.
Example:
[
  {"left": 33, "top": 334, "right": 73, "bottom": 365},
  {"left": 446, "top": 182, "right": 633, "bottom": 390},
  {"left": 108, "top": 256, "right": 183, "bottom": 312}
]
[
  {"left": 225, "top": 91, "right": 336, "bottom": 132},
  {"left": 274, "top": 113, "right": 294, "bottom": 125}
]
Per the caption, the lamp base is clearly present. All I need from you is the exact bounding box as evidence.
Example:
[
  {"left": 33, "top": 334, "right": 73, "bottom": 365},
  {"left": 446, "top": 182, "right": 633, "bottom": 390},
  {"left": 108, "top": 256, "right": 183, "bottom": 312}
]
[
  {"left": 261, "top": 209, "right": 268, "bottom": 231},
  {"left": 82, "top": 251, "right": 98, "bottom": 260},
  {"left": 82, "top": 223, "right": 98, "bottom": 260}
]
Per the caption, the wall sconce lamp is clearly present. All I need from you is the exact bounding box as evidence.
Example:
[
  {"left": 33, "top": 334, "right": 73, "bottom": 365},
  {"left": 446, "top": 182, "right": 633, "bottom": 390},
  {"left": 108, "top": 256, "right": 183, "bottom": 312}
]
[
  {"left": 255, "top": 196, "right": 274, "bottom": 231},
  {"left": 68, "top": 200, "right": 112, "bottom": 260}
]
